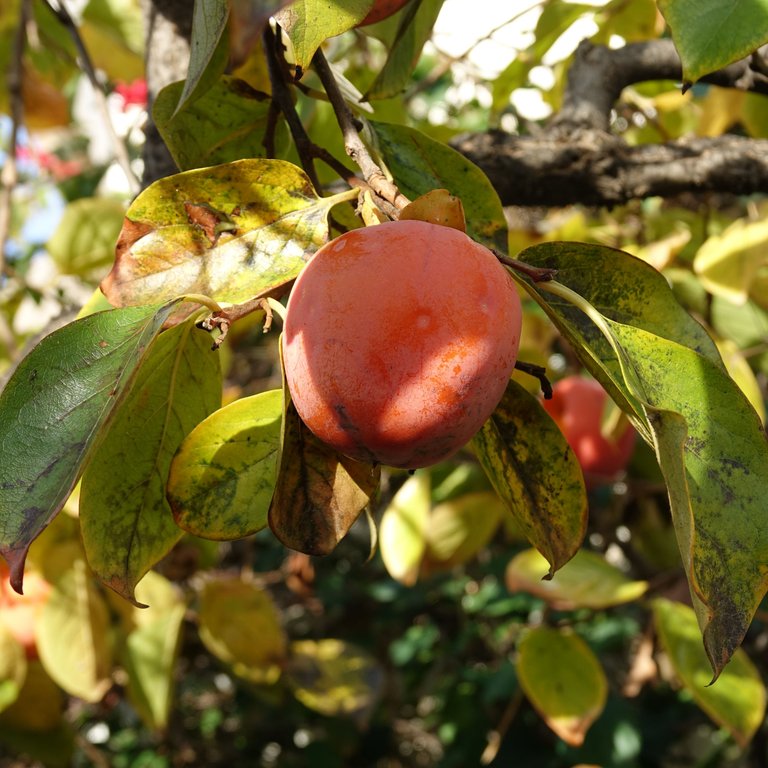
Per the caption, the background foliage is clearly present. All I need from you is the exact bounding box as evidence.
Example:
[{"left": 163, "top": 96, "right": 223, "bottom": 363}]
[{"left": 2, "top": 0, "right": 768, "bottom": 766}]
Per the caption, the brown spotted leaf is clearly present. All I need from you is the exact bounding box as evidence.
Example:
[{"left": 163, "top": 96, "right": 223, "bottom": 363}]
[
  {"left": 268, "top": 400, "right": 380, "bottom": 555},
  {"left": 101, "top": 159, "right": 358, "bottom": 307}
]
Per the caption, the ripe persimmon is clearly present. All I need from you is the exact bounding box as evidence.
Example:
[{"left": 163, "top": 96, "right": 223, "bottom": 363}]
[
  {"left": 542, "top": 375, "right": 636, "bottom": 487},
  {"left": 282, "top": 220, "right": 522, "bottom": 469},
  {"left": 358, "top": 0, "right": 410, "bottom": 26}
]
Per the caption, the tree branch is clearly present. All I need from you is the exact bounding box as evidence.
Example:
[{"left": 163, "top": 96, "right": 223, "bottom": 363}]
[{"left": 453, "top": 39, "right": 768, "bottom": 207}]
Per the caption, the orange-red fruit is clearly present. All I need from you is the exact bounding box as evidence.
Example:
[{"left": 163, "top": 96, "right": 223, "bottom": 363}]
[
  {"left": 0, "top": 563, "right": 51, "bottom": 660},
  {"left": 283, "top": 220, "right": 522, "bottom": 469},
  {"left": 358, "top": 0, "right": 410, "bottom": 26},
  {"left": 542, "top": 376, "right": 636, "bottom": 487}
]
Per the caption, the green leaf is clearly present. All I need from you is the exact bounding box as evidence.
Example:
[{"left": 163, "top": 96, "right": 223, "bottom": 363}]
[
  {"left": 175, "top": 0, "right": 230, "bottom": 114},
  {"left": 101, "top": 159, "right": 359, "bottom": 307},
  {"left": 653, "top": 598, "right": 766, "bottom": 746},
  {"left": 657, "top": 0, "right": 768, "bottom": 83},
  {"left": 364, "top": 0, "right": 445, "bottom": 100},
  {"left": 269, "top": 400, "right": 380, "bottom": 555},
  {"left": 286, "top": 639, "right": 383, "bottom": 722},
  {"left": 197, "top": 577, "right": 287, "bottom": 685},
  {"left": 605, "top": 319, "right": 768, "bottom": 677},
  {"left": 370, "top": 121, "right": 507, "bottom": 249},
  {"left": 274, "top": 0, "right": 374, "bottom": 73},
  {"left": 36, "top": 560, "right": 112, "bottom": 703},
  {"left": 80, "top": 0, "right": 145, "bottom": 82},
  {"left": 379, "top": 471, "right": 431, "bottom": 585},
  {"left": 517, "top": 243, "right": 768, "bottom": 675},
  {"left": 168, "top": 389, "right": 282, "bottom": 540},
  {"left": 423, "top": 491, "right": 503, "bottom": 571},
  {"left": 80, "top": 319, "right": 222, "bottom": 604},
  {"left": 122, "top": 572, "right": 186, "bottom": 731},
  {"left": 506, "top": 548, "right": 648, "bottom": 610},
  {"left": 154, "top": 76, "right": 289, "bottom": 171},
  {"left": 47, "top": 197, "right": 126, "bottom": 279},
  {"left": 0, "top": 302, "right": 177, "bottom": 592},
  {"left": 472, "top": 380, "right": 587, "bottom": 576},
  {"left": 693, "top": 217, "right": 768, "bottom": 305},
  {"left": 0, "top": 624, "right": 25, "bottom": 714},
  {"left": 517, "top": 626, "right": 607, "bottom": 747}
]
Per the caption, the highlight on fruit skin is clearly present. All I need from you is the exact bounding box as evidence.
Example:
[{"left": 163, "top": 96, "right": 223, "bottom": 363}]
[
  {"left": 542, "top": 375, "right": 637, "bottom": 488},
  {"left": 282, "top": 219, "right": 523, "bottom": 469},
  {"left": 358, "top": 0, "right": 411, "bottom": 26}
]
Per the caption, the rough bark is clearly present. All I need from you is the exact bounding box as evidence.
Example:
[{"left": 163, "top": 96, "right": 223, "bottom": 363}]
[
  {"left": 140, "top": 0, "right": 192, "bottom": 186},
  {"left": 453, "top": 39, "right": 768, "bottom": 207}
]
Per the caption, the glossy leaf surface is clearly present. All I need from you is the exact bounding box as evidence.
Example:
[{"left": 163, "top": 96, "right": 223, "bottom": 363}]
[
  {"left": 473, "top": 380, "right": 587, "bottom": 576},
  {"left": 101, "top": 159, "right": 358, "bottom": 307},
  {"left": 169, "top": 389, "right": 282, "bottom": 540},
  {"left": 80, "top": 320, "right": 222, "bottom": 604},
  {"left": 370, "top": 121, "right": 507, "bottom": 249},
  {"left": 0, "top": 302, "right": 177, "bottom": 592},
  {"left": 657, "top": 0, "right": 768, "bottom": 83}
]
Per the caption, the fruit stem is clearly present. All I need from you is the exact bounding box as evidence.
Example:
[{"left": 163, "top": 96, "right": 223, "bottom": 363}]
[
  {"left": 514, "top": 361, "right": 553, "bottom": 399},
  {"left": 494, "top": 251, "right": 557, "bottom": 283},
  {"left": 312, "top": 48, "right": 411, "bottom": 211}
]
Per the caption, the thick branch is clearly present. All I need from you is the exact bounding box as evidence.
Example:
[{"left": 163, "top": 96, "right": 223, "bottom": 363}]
[{"left": 454, "top": 39, "right": 768, "bottom": 207}]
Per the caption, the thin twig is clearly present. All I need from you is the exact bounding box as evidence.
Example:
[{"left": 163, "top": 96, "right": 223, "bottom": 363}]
[
  {"left": 312, "top": 48, "right": 410, "bottom": 210},
  {"left": 42, "top": 0, "right": 140, "bottom": 195},
  {"left": 0, "top": 0, "right": 29, "bottom": 280},
  {"left": 514, "top": 360, "right": 553, "bottom": 399},
  {"left": 493, "top": 250, "right": 557, "bottom": 282}
]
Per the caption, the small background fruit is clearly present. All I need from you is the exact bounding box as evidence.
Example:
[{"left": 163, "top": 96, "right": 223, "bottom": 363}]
[
  {"left": 283, "top": 219, "right": 522, "bottom": 469},
  {"left": 543, "top": 375, "right": 636, "bottom": 487},
  {"left": 358, "top": 0, "right": 411, "bottom": 26}
]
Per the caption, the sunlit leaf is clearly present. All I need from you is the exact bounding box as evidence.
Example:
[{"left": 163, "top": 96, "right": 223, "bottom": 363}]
[
  {"left": 365, "top": 0, "right": 445, "bottom": 100},
  {"left": 0, "top": 302, "right": 178, "bottom": 592},
  {"left": 716, "top": 338, "right": 766, "bottom": 424},
  {"left": 517, "top": 626, "right": 607, "bottom": 746},
  {"left": 473, "top": 380, "right": 587, "bottom": 576},
  {"left": 122, "top": 572, "right": 186, "bottom": 731},
  {"left": 399, "top": 188, "right": 466, "bottom": 232},
  {"left": 379, "top": 471, "right": 430, "bottom": 585},
  {"left": 197, "top": 577, "right": 287, "bottom": 685},
  {"left": 169, "top": 389, "right": 282, "bottom": 540},
  {"left": 286, "top": 639, "right": 384, "bottom": 722},
  {"left": 518, "top": 242, "right": 768, "bottom": 676},
  {"left": 36, "top": 560, "right": 112, "bottom": 703},
  {"left": 693, "top": 217, "right": 768, "bottom": 305},
  {"left": 47, "top": 197, "right": 126, "bottom": 279},
  {"left": 657, "top": 0, "right": 768, "bottom": 83},
  {"left": 506, "top": 548, "right": 648, "bottom": 610},
  {"left": 269, "top": 400, "right": 380, "bottom": 555},
  {"left": 80, "top": 319, "right": 222, "bottom": 604},
  {"left": 101, "top": 159, "right": 358, "bottom": 307},
  {"left": 423, "top": 491, "right": 503, "bottom": 571},
  {"left": 274, "top": 0, "right": 374, "bottom": 73},
  {"left": 371, "top": 121, "right": 507, "bottom": 249},
  {"left": 653, "top": 598, "right": 766, "bottom": 746},
  {"left": 154, "top": 76, "right": 289, "bottom": 171}
]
